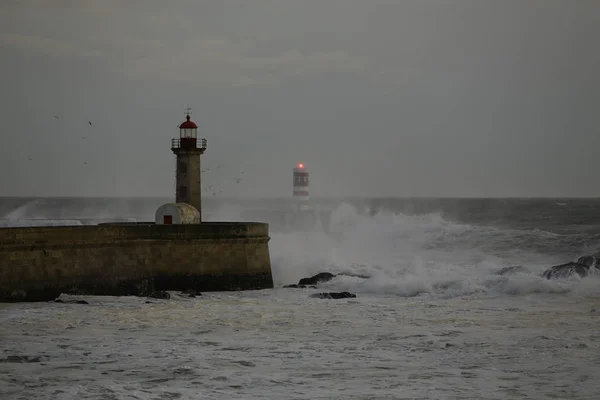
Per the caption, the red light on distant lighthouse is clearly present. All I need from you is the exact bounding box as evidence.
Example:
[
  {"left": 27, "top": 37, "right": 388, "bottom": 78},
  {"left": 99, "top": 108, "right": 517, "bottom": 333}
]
[{"left": 298, "top": 163, "right": 304, "bottom": 169}]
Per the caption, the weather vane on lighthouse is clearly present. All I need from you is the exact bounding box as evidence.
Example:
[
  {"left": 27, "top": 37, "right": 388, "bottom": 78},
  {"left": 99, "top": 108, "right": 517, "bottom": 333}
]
[{"left": 184, "top": 106, "right": 192, "bottom": 117}]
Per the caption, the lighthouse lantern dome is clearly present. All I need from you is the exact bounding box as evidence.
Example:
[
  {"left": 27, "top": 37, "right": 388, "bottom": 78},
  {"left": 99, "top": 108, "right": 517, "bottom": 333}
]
[{"left": 179, "top": 114, "right": 198, "bottom": 139}]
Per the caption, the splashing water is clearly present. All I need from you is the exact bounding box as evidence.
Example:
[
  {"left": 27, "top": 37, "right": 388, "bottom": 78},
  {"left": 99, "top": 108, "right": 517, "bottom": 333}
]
[{"left": 268, "top": 202, "right": 600, "bottom": 298}]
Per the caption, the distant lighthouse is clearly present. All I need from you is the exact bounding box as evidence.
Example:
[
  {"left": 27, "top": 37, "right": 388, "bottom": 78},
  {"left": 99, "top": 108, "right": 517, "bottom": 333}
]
[
  {"left": 171, "top": 108, "right": 207, "bottom": 220},
  {"left": 293, "top": 163, "right": 309, "bottom": 202}
]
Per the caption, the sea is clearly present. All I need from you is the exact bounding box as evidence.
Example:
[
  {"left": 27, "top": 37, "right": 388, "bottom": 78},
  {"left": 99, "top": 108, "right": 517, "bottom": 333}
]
[{"left": 1, "top": 197, "right": 600, "bottom": 399}]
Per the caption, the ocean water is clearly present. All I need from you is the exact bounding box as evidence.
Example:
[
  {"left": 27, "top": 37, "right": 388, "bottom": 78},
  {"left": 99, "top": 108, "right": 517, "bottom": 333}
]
[{"left": 1, "top": 197, "right": 600, "bottom": 399}]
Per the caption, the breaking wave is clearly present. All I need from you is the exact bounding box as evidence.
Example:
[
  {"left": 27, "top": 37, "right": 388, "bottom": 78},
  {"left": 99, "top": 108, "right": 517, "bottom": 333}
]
[
  {"left": 268, "top": 202, "right": 600, "bottom": 298},
  {"left": 0, "top": 219, "right": 85, "bottom": 227}
]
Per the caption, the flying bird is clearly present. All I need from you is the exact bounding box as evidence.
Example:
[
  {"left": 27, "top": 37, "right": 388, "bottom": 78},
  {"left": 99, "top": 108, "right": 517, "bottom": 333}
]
[
  {"left": 88, "top": 121, "right": 92, "bottom": 126},
  {"left": 54, "top": 115, "right": 59, "bottom": 119}
]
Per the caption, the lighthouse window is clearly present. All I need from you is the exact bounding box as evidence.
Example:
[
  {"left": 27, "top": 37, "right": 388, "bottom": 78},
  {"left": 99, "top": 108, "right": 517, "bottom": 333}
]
[
  {"left": 179, "top": 185, "right": 188, "bottom": 198},
  {"left": 181, "top": 128, "right": 196, "bottom": 138}
]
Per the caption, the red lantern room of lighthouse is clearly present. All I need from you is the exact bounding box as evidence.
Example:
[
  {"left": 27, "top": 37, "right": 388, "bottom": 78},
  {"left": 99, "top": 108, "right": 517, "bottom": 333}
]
[{"left": 171, "top": 108, "right": 207, "bottom": 220}]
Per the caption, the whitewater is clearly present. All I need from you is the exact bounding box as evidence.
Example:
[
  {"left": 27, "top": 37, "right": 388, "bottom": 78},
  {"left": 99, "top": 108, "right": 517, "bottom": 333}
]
[{"left": 1, "top": 198, "right": 600, "bottom": 399}]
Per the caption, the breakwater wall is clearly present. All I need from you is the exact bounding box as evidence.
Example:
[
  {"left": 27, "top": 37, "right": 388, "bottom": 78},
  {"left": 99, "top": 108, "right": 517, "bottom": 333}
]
[{"left": 0, "top": 222, "right": 273, "bottom": 302}]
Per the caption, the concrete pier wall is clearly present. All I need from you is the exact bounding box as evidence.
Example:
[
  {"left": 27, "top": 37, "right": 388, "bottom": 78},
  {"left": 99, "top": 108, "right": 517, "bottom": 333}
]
[{"left": 0, "top": 222, "right": 273, "bottom": 302}]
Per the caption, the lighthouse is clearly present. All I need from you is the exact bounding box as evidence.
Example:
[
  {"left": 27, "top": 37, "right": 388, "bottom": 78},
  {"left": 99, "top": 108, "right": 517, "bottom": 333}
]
[
  {"left": 170, "top": 108, "right": 207, "bottom": 221},
  {"left": 293, "top": 163, "right": 309, "bottom": 202}
]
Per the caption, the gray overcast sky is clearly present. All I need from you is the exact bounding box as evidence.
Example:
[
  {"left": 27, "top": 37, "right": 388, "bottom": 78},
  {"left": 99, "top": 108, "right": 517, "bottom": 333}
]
[{"left": 1, "top": 0, "right": 598, "bottom": 198}]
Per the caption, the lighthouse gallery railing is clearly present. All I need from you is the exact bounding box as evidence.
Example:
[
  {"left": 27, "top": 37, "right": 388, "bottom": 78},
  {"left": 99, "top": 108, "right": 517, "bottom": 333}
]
[{"left": 171, "top": 138, "right": 207, "bottom": 150}]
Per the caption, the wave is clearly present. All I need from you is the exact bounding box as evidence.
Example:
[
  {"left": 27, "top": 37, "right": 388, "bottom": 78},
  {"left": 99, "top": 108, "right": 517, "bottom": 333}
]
[
  {"left": 0, "top": 219, "right": 85, "bottom": 227},
  {"left": 267, "top": 202, "right": 600, "bottom": 298}
]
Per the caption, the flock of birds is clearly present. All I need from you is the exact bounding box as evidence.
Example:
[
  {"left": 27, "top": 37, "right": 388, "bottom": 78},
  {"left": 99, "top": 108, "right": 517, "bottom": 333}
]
[
  {"left": 33, "top": 114, "right": 245, "bottom": 197},
  {"left": 202, "top": 167, "right": 245, "bottom": 196},
  {"left": 27, "top": 115, "right": 92, "bottom": 163}
]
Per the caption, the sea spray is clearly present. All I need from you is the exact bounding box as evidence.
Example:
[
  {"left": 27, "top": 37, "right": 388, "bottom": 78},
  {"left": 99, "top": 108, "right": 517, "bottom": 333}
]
[{"left": 265, "top": 202, "right": 600, "bottom": 298}]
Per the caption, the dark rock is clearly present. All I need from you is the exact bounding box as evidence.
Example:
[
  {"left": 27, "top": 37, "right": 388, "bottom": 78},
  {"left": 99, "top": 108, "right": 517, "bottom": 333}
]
[
  {"left": 147, "top": 291, "right": 170, "bottom": 300},
  {"left": 188, "top": 294, "right": 196, "bottom": 298},
  {"left": 576, "top": 254, "right": 600, "bottom": 268},
  {"left": 542, "top": 262, "right": 591, "bottom": 279},
  {"left": 298, "top": 272, "right": 336, "bottom": 286},
  {"left": 541, "top": 252, "right": 600, "bottom": 279},
  {"left": 283, "top": 284, "right": 317, "bottom": 289},
  {"left": 310, "top": 292, "right": 357, "bottom": 299},
  {"left": 496, "top": 266, "right": 528, "bottom": 276},
  {"left": 285, "top": 271, "right": 370, "bottom": 289}
]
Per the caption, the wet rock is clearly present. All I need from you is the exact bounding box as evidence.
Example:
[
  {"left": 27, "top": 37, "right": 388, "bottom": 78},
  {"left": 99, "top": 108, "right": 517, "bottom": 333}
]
[
  {"left": 542, "top": 262, "right": 591, "bottom": 279},
  {"left": 285, "top": 272, "right": 370, "bottom": 288},
  {"left": 496, "top": 265, "right": 528, "bottom": 276},
  {"left": 282, "top": 284, "right": 317, "bottom": 289},
  {"left": 576, "top": 252, "right": 600, "bottom": 267},
  {"left": 310, "top": 292, "right": 357, "bottom": 299},
  {"left": 541, "top": 252, "right": 600, "bottom": 279},
  {"left": 147, "top": 291, "right": 170, "bottom": 300},
  {"left": 298, "top": 272, "right": 336, "bottom": 286}
]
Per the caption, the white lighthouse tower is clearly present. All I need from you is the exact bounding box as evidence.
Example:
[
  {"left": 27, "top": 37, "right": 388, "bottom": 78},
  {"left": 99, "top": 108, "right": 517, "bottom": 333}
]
[{"left": 293, "top": 163, "right": 309, "bottom": 203}]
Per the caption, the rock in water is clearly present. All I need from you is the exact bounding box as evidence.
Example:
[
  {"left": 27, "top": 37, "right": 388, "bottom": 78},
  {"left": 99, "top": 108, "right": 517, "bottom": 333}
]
[
  {"left": 284, "top": 272, "right": 370, "bottom": 288},
  {"left": 542, "top": 262, "right": 591, "bottom": 279},
  {"left": 496, "top": 266, "right": 528, "bottom": 276},
  {"left": 298, "top": 272, "right": 336, "bottom": 286},
  {"left": 282, "top": 284, "right": 317, "bottom": 289},
  {"left": 310, "top": 292, "right": 357, "bottom": 299},
  {"left": 576, "top": 254, "right": 600, "bottom": 267},
  {"left": 147, "top": 291, "right": 170, "bottom": 300}
]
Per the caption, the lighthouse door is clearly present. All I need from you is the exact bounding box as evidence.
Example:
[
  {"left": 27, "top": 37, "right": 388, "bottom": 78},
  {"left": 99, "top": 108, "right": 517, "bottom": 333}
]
[{"left": 163, "top": 215, "right": 173, "bottom": 225}]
